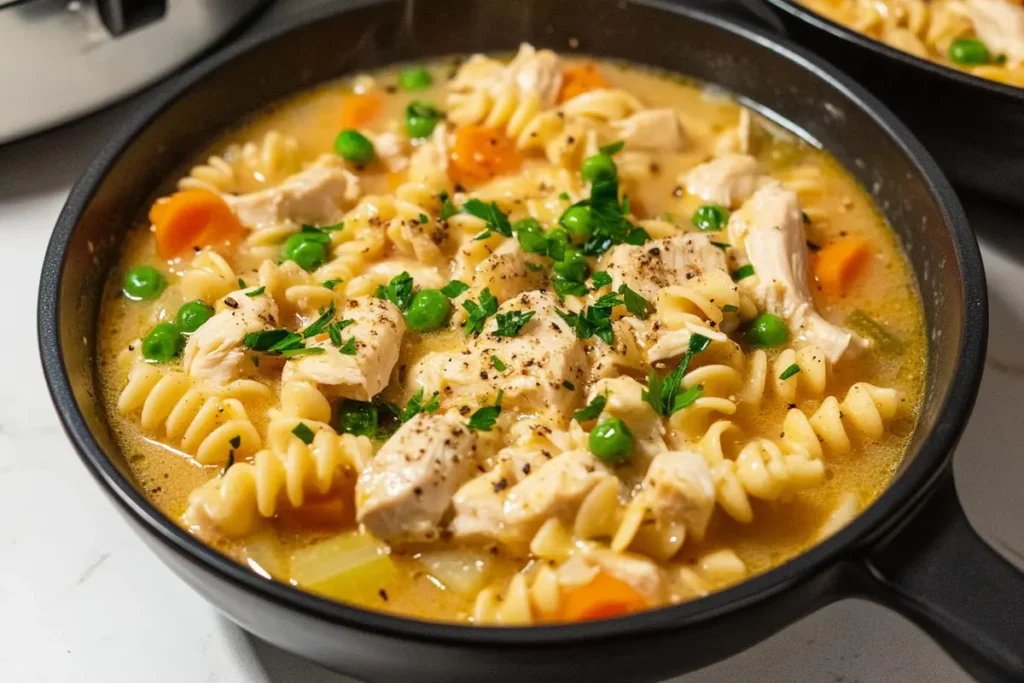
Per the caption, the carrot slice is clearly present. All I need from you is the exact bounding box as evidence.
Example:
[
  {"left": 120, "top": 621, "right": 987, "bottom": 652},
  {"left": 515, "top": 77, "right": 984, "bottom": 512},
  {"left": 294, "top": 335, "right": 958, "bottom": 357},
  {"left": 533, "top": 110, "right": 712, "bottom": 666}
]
[
  {"left": 340, "top": 92, "right": 382, "bottom": 129},
  {"left": 560, "top": 572, "right": 648, "bottom": 622},
  {"left": 558, "top": 63, "right": 609, "bottom": 103},
  {"left": 148, "top": 189, "right": 244, "bottom": 260},
  {"left": 814, "top": 238, "right": 872, "bottom": 295},
  {"left": 448, "top": 125, "right": 522, "bottom": 187}
]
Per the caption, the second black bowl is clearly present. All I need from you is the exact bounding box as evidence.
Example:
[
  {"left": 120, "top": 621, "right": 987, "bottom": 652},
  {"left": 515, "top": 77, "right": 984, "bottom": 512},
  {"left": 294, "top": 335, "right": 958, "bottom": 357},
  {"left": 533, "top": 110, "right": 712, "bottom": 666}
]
[{"left": 763, "top": 0, "right": 1024, "bottom": 207}]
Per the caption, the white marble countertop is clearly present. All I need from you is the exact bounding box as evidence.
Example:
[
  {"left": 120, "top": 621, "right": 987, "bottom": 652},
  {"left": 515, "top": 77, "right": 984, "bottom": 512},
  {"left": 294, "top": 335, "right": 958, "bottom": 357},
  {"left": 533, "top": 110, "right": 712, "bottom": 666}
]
[{"left": 3, "top": 3, "right": 1024, "bottom": 682}]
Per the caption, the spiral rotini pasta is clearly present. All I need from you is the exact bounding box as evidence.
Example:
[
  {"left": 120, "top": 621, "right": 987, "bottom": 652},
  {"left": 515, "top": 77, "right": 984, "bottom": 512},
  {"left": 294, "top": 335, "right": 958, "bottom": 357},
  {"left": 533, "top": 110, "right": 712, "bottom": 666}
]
[
  {"left": 117, "top": 362, "right": 266, "bottom": 465},
  {"left": 179, "top": 130, "right": 302, "bottom": 194},
  {"left": 180, "top": 249, "right": 238, "bottom": 304}
]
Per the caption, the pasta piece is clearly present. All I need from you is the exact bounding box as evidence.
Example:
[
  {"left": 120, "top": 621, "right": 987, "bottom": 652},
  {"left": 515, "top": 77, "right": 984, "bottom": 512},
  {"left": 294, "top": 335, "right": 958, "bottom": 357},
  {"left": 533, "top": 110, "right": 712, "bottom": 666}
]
[
  {"left": 117, "top": 362, "right": 266, "bottom": 465},
  {"left": 180, "top": 249, "right": 237, "bottom": 304},
  {"left": 185, "top": 423, "right": 372, "bottom": 537},
  {"left": 178, "top": 131, "right": 301, "bottom": 194}
]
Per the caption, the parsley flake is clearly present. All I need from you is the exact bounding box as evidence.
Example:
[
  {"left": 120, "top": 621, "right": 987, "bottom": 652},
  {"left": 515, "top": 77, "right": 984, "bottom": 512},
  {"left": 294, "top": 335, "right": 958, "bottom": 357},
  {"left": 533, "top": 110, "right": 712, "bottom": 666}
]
[
  {"left": 590, "top": 271, "right": 613, "bottom": 288},
  {"left": 491, "top": 355, "right": 506, "bottom": 371},
  {"left": 338, "top": 338, "right": 357, "bottom": 355},
  {"left": 400, "top": 388, "right": 441, "bottom": 422},
  {"left": 618, "top": 284, "right": 653, "bottom": 320},
  {"left": 642, "top": 333, "right": 711, "bottom": 417},
  {"left": 722, "top": 304, "right": 739, "bottom": 312},
  {"left": 462, "top": 288, "right": 498, "bottom": 336},
  {"left": 244, "top": 286, "right": 266, "bottom": 297},
  {"left": 439, "top": 193, "right": 458, "bottom": 221},
  {"left": 494, "top": 310, "right": 535, "bottom": 337},
  {"left": 732, "top": 264, "right": 755, "bottom": 281},
  {"left": 418, "top": 213, "right": 429, "bottom": 224},
  {"left": 301, "top": 302, "right": 336, "bottom": 338},
  {"left": 467, "top": 390, "right": 504, "bottom": 431},
  {"left": 229, "top": 435, "right": 241, "bottom": 449},
  {"left": 441, "top": 280, "right": 470, "bottom": 298},
  {"left": 599, "top": 140, "right": 625, "bottom": 155},
  {"left": 322, "top": 278, "right": 343, "bottom": 290},
  {"left": 376, "top": 272, "right": 415, "bottom": 311},
  {"left": 562, "top": 380, "right": 575, "bottom": 391},
  {"left": 573, "top": 394, "right": 607, "bottom": 422},
  {"left": 462, "top": 199, "right": 512, "bottom": 237},
  {"left": 291, "top": 422, "right": 315, "bottom": 445},
  {"left": 779, "top": 363, "right": 801, "bottom": 380}
]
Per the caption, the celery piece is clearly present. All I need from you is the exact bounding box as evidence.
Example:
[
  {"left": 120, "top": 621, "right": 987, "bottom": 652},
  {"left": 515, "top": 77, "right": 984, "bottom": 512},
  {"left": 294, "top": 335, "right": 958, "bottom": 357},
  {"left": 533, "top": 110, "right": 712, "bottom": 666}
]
[{"left": 289, "top": 532, "right": 396, "bottom": 602}]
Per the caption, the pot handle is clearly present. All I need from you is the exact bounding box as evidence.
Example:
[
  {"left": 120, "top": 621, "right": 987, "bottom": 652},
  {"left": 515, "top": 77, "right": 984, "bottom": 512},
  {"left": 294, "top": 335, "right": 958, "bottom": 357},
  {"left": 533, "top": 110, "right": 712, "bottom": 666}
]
[
  {"left": 860, "top": 471, "right": 1024, "bottom": 682},
  {"left": 686, "top": 0, "right": 788, "bottom": 32}
]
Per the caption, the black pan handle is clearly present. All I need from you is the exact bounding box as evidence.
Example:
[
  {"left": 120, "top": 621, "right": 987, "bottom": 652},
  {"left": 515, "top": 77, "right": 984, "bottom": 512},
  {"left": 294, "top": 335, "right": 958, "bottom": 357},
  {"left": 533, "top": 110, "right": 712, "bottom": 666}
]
[{"left": 859, "top": 471, "right": 1024, "bottom": 682}]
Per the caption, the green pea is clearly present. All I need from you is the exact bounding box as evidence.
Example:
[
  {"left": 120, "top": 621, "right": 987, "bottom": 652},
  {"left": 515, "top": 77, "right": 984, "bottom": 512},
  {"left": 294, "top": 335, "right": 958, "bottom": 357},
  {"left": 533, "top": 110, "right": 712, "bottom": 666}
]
[
  {"left": 552, "top": 247, "right": 589, "bottom": 282},
  {"left": 560, "top": 205, "right": 594, "bottom": 244},
  {"left": 122, "top": 266, "right": 166, "bottom": 301},
  {"left": 142, "top": 322, "right": 184, "bottom": 362},
  {"left": 545, "top": 228, "right": 570, "bottom": 261},
  {"left": 949, "top": 38, "right": 990, "bottom": 65},
  {"left": 580, "top": 153, "right": 618, "bottom": 183},
  {"left": 334, "top": 129, "right": 375, "bottom": 164},
  {"left": 283, "top": 234, "right": 328, "bottom": 272},
  {"left": 514, "top": 219, "right": 548, "bottom": 254},
  {"left": 405, "top": 101, "right": 444, "bottom": 139},
  {"left": 745, "top": 313, "right": 789, "bottom": 347},
  {"left": 176, "top": 300, "right": 214, "bottom": 334},
  {"left": 692, "top": 204, "right": 729, "bottom": 231},
  {"left": 589, "top": 417, "right": 634, "bottom": 463},
  {"left": 405, "top": 289, "right": 451, "bottom": 332},
  {"left": 399, "top": 67, "right": 433, "bottom": 91}
]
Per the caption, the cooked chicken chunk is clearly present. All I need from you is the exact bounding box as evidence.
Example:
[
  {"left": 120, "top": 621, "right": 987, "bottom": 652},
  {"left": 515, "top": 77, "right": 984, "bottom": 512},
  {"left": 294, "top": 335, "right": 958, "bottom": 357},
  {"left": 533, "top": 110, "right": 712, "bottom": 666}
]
[
  {"left": 226, "top": 161, "right": 359, "bottom": 227},
  {"left": 356, "top": 412, "right": 480, "bottom": 543},
  {"left": 283, "top": 296, "right": 406, "bottom": 400},
  {"left": 634, "top": 449, "right": 716, "bottom": 543},
  {"left": 683, "top": 153, "right": 765, "bottom": 208},
  {"left": 600, "top": 234, "right": 727, "bottom": 302},
  {"left": 182, "top": 288, "right": 278, "bottom": 384},
  {"left": 728, "top": 184, "right": 865, "bottom": 362},
  {"left": 450, "top": 450, "right": 611, "bottom": 552},
  {"left": 967, "top": 0, "right": 1024, "bottom": 64},
  {"left": 612, "top": 109, "right": 687, "bottom": 152},
  {"left": 469, "top": 240, "right": 548, "bottom": 302},
  {"left": 409, "top": 290, "right": 587, "bottom": 415},
  {"left": 580, "top": 546, "right": 665, "bottom": 603},
  {"left": 503, "top": 43, "right": 564, "bottom": 105}
]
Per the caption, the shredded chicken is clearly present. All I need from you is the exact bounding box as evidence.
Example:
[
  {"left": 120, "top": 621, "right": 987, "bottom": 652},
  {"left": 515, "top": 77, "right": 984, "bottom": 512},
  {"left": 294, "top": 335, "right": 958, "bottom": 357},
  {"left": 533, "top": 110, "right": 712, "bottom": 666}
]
[
  {"left": 683, "top": 153, "right": 766, "bottom": 208},
  {"left": 182, "top": 288, "right": 278, "bottom": 384},
  {"left": 967, "top": 0, "right": 1024, "bottom": 64},
  {"left": 226, "top": 158, "right": 359, "bottom": 227}
]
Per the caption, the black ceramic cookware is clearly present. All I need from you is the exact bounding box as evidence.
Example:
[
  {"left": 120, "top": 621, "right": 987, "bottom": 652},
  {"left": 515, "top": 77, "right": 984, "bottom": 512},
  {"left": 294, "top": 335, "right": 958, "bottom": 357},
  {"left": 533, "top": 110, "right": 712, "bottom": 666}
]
[
  {"left": 761, "top": 0, "right": 1024, "bottom": 207},
  {"left": 37, "top": 0, "right": 1021, "bottom": 681}
]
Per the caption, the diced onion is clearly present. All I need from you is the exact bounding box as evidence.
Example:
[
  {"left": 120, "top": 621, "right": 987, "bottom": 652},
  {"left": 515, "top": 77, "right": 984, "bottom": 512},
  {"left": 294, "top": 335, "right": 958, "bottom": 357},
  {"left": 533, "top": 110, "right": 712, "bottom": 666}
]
[
  {"left": 243, "top": 533, "right": 288, "bottom": 580},
  {"left": 289, "top": 532, "right": 396, "bottom": 602},
  {"left": 417, "top": 550, "right": 492, "bottom": 597}
]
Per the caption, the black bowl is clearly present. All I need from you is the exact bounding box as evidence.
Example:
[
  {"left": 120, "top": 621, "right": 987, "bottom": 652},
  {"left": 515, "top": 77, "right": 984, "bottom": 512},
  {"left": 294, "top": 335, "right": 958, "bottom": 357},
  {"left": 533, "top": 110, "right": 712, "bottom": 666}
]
[
  {"left": 762, "top": 0, "right": 1024, "bottom": 207},
  {"left": 37, "top": 0, "right": 1021, "bottom": 681}
]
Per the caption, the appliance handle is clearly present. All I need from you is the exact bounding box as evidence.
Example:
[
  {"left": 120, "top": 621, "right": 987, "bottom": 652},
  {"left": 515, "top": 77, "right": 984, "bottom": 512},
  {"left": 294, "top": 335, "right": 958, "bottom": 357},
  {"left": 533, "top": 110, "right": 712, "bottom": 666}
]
[
  {"left": 96, "top": 0, "right": 167, "bottom": 36},
  {"left": 686, "top": 0, "right": 788, "bottom": 32},
  {"left": 859, "top": 471, "right": 1024, "bottom": 682}
]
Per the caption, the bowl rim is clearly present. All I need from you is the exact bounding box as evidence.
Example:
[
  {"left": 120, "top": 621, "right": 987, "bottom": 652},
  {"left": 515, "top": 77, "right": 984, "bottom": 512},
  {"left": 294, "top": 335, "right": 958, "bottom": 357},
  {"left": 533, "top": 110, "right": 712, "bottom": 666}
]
[
  {"left": 763, "top": 0, "right": 1024, "bottom": 102},
  {"left": 38, "top": 0, "right": 986, "bottom": 647}
]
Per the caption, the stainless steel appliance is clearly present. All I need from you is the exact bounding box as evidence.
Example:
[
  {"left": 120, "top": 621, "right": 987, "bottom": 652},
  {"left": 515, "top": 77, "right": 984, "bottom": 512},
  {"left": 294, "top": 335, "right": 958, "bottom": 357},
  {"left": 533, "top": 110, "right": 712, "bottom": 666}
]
[{"left": 0, "top": 0, "right": 269, "bottom": 143}]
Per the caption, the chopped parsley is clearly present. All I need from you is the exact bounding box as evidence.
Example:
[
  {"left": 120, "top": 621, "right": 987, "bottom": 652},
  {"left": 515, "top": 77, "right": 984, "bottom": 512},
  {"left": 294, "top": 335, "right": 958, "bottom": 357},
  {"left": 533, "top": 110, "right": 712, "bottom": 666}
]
[
  {"left": 244, "top": 329, "right": 306, "bottom": 355},
  {"left": 559, "top": 192, "right": 571, "bottom": 201},
  {"left": 552, "top": 275, "right": 590, "bottom": 300},
  {"left": 244, "top": 286, "right": 266, "bottom": 297},
  {"left": 237, "top": 278, "right": 247, "bottom": 288},
  {"left": 322, "top": 278, "right": 344, "bottom": 290},
  {"left": 557, "top": 301, "right": 617, "bottom": 345},
  {"left": 590, "top": 271, "right": 613, "bottom": 289},
  {"left": 722, "top": 304, "right": 739, "bottom": 313},
  {"left": 672, "top": 384, "right": 704, "bottom": 411},
  {"left": 229, "top": 435, "right": 241, "bottom": 449},
  {"left": 462, "top": 288, "right": 499, "bottom": 336},
  {"left": 327, "top": 319, "right": 354, "bottom": 347},
  {"left": 779, "top": 363, "right": 801, "bottom": 380},
  {"left": 375, "top": 271, "right": 415, "bottom": 311},
  {"left": 336, "top": 400, "right": 382, "bottom": 438},
  {"left": 578, "top": 177, "right": 641, "bottom": 256},
  {"left": 462, "top": 199, "right": 512, "bottom": 237},
  {"left": 618, "top": 284, "right": 653, "bottom": 320},
  {"left": 338, "top": 337, "right": 357, "bottom": 355},
  {"left": 279, "top": 347, "right": 326, "bottom": 358},
  {"left": 642, "top": 333, "right": 711, "bottom": 417},
  {"left": 562, "top": 380, "right": 575, "bottom": 391},
  {"left": 418, "top": 213, "right": 429, "bottom": 224},
  {"left": 573, "top": 394, "right": 607, "bottom": 422},
  {"left": 298, "top": 224, "right": 335, "bottom": 243},
  {"left": 301, "top": 302, "right": 336, "bottom": 338},
  {"left": 599, "top": 140, "right": 625, "bottom": 155},
  {"left": 711, "top": 241, "right": 731, "bottom": 251},
  {"left": 732, "top": 264, "right": 755, "bottom": 281},
  {"left": 525, "top": 262, "right": 544, "bottom": 272},
  {"left": 467, "top": 390, "right": 504, "bottom": 431},
  {"left": 494, "top": 310, "right": 535, "bottom": 337},
  {"left": 440, "top": 279, "right": 470, "bottom": 298},
  {"left": 491, "top": 355, "right": 506, "bottom": 371},
  {"left": 291, "top": 422, "right": 315, "bottom": 445},
  {"left": 399, "top": 387, "right": 441, "bottom": 422},
  {"left": 439, "top": 192, "right": 458, "bottom": 221}
]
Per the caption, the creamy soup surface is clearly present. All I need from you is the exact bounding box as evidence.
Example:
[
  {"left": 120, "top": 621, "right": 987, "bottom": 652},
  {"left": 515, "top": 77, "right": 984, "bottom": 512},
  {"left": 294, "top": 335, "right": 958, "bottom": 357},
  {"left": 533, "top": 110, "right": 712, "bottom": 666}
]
[
  {"left": 797, "top": 0, "right": 1024, "bottom": 87},
  {"left": 98, "top": 46, "right": 925, "bottom": 624}
]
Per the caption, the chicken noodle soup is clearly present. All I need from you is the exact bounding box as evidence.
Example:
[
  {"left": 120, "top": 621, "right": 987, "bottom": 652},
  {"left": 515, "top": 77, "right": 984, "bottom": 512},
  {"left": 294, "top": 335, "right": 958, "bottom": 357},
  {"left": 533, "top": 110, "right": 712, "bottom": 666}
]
[
  {"left": 98, "top": 46, "right": 925, "bottom": 624},
  {"left": 797, "top": 0, "right": 1024, "bottom": 86}
]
